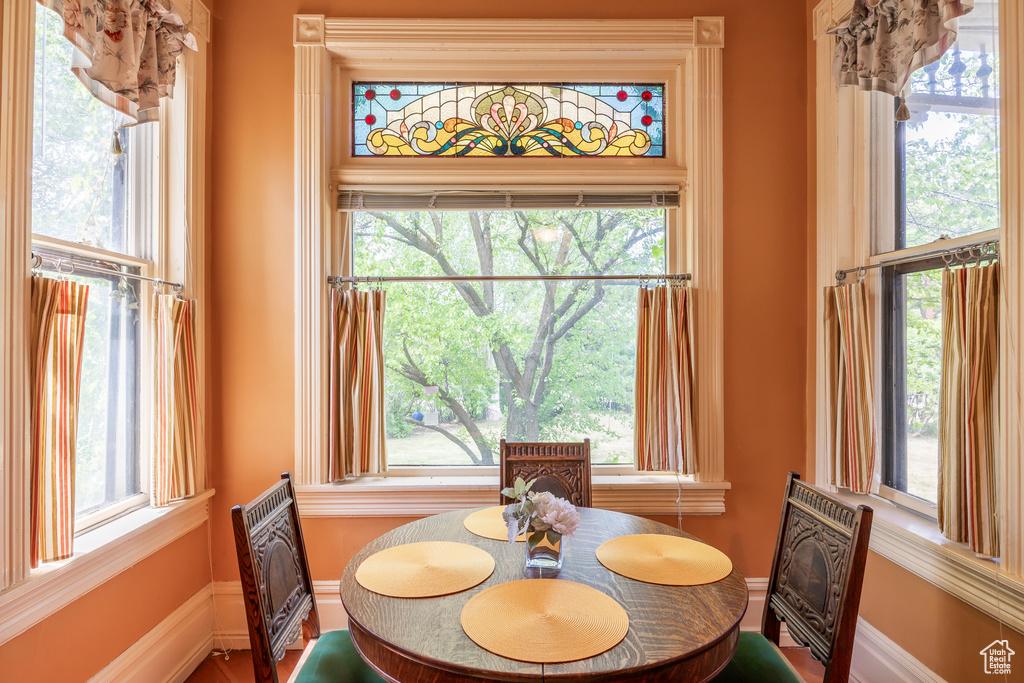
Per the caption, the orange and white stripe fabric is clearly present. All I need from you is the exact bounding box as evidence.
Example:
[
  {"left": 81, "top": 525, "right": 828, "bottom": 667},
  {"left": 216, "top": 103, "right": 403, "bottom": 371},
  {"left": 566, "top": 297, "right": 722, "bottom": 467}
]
[
  {"left": 824, "top": 282, "right": 875, "bottom": 494},
  {"left": 938, "top": 264, "right": 998, "bottom": 556},
  {"left": 634, "top": 286, "right": 697, "bottom": 474},
  {"left": 152, "top": 295, "right": 200, "bottom": 506},
  {"left": 328, "top": 288, "right": 387, "bottom": 481},
  {"left": 30, "top": 277, "right": 88, "bottom": 567}
]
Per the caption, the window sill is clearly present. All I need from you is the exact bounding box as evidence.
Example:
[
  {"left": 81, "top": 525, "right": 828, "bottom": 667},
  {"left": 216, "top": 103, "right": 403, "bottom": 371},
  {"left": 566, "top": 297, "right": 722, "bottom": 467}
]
[
  {"left": 833, "top": 490, "right": 1024, "bottom": 633},
  {"left": 0, "top": 489, "right": 214, "bottom": 645},
  {"left": 295, "top": 475, "right": 729, "bottom": 517}
]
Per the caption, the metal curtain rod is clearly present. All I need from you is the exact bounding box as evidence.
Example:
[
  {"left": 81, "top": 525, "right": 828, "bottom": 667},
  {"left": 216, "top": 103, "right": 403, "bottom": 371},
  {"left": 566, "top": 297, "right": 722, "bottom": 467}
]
[
  {"left": 31, "top": 253, "right": 184, "bottom": 293},
  {"left": 835, "top": 239, "right": 999, "bottom": 282},
  {"left": 328, "top": 273, "right": 690, "bottom": 285}
]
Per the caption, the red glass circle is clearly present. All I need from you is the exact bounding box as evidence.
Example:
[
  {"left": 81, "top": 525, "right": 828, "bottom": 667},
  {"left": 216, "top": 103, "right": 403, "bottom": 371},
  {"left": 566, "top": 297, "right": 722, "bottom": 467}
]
[
  {"left": 390, "top": 89, "right": 402, "bottom": 100},
  {"left": 641, "top": 115, "right": 653, "bottom": 127},
  {"left": 641, "top": 90, "right": 653, "bottom": 101},
  {"left": 364, "top": 90, "right": 376, "bottom": 100},
  {"left": 365, "top": 114, "right": 376, "bottom": 125},
  {"left": 616, "top": 90, "right": 628, "bottom": 101}
]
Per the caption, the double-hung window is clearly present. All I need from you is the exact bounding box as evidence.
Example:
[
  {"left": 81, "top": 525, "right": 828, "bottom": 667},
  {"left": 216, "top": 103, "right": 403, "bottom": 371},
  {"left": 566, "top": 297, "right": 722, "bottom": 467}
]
[
  {"left": 30, "top": 4, "right": 161, "bottom": 527},
  {"left": 877, "top": 4, "right": 1001, "bottom": 516}
]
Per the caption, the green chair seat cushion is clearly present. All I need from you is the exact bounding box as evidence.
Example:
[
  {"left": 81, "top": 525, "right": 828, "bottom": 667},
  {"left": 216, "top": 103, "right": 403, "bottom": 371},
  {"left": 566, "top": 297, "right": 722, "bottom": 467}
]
[
  {"left": 712, "top": 632, "right": 804, "bottom": 683},
  {"left": 293, "top": 629, "right": 386, "bottom": 683}
]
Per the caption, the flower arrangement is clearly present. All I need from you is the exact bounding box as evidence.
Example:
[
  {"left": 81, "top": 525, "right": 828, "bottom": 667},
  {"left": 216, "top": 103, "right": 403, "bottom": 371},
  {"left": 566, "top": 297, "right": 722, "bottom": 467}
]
[{"left": 501, "top": 477, "right": 581, "bottom": 549}]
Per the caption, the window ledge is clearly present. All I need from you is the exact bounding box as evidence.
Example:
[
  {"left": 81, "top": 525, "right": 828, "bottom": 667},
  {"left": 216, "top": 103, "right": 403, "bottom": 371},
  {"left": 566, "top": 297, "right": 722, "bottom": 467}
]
[
  {"left": 0, "top": 489, "right": 214, "bottom": 645},
  {"left": 834, "top": 490, "right": 1024, "bottom": 633},
  {"left": 295, "top": 476, "right": 729, "bottom": 517}
]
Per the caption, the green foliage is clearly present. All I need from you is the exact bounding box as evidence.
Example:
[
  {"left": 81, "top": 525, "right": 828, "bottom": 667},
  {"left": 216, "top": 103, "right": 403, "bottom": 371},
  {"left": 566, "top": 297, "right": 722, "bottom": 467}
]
[
  {"left": 355, "top": 206, "right": 663, "bottom": 466},
  {"left": 903, "top": 271, "right": 943, "bottom": 437}
]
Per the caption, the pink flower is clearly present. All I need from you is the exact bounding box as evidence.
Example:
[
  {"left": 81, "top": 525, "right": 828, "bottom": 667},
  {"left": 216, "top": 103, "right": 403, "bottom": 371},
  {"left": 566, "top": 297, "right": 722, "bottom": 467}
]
[{"left": 528, "top": 491, "right": 580, "bottom": 537}]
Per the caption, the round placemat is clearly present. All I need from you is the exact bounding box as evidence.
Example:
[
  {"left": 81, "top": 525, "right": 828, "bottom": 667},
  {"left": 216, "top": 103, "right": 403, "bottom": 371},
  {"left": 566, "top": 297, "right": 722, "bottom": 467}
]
[
  {"left": 464, "top": 506, "right": 526, "bottom": 542},
  {"left": 356, "top": 541, "right": 494, "bottom": 598},
  {"left": 461, "top": 579, "right": 629, "bottom": 663},
  {"left": 596, "top": 534, "right": 732, "bottom": 586}
]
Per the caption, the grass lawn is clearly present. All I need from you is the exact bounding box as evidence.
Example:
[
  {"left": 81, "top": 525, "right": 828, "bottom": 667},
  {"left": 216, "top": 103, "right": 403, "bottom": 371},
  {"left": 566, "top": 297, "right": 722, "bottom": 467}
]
[{"left": 386, "top": 413, "right": 635, "bottom": 466}]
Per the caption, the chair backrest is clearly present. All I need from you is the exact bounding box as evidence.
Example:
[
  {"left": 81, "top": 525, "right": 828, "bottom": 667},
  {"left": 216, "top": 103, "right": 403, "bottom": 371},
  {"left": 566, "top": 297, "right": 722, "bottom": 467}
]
[
  {"left": 499, "top": 439, "right": 592, "bottom": 507},
  {"left": 763, "top": 472, "right": 873, "bottom": 683},
  {"left": 232, "top": 472, "right": 320, "bottom": 683}
]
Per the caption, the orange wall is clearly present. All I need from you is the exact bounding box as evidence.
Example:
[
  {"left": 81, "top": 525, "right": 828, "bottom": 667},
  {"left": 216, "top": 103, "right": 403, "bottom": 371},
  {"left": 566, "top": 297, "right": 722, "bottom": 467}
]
[
  {"left": 860, "top": 552, "right": 1024, "bottom": 683},
  {"left": 209, "top": 0, "right": 809, "bottom": 582},
  {"left": 0, "top": 524, "right": 211, "bottom": 683}
]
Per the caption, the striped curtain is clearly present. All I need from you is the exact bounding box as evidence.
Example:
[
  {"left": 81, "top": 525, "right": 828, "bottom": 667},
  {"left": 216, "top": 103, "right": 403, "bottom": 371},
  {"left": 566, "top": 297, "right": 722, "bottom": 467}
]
[
  {"left": 824, "top": 282, "right": 875, "bottom": 493},
  {"left": 328, "top": 288, "right": 387, "bottom": 481},
  {"left": 30, "top": 277, "right": 89, "bottom": 567},
  {"left": 634, "top": 286, "right": 697, "bottom": 474},
  {"left": 938, "top": 265, "right": 998, "bottom": 556},
  {"left": 152, "top": 295, "right": 200, "bottom": 506}
]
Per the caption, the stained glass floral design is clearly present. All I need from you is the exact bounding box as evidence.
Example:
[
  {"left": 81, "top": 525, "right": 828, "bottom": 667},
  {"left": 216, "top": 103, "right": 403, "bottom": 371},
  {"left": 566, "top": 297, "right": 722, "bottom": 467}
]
[{"left": 353, "top": 83, "right": 664, "bottom": 157}]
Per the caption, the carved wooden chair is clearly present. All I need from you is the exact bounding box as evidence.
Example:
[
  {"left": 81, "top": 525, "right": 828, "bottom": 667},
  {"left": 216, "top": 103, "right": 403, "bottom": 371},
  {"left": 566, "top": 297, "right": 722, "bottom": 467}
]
[
  {"left": 499, "top": 438, "right": 592, "bottom": 508},
  {"left": 232, "top": 473, "right": 383, "bottom": 683},
  {"left": 714, "top": 472, "right": 873, "bottom": 683}
]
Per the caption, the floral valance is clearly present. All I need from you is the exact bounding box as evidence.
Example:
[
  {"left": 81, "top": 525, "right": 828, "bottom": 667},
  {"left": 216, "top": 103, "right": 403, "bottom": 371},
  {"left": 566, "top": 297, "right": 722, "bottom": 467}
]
[
  {"left": 39, "top": 0, "right": 196, "bottom": 123},
  {"left": 832, "top": 0, "right": 975, "bottom": 96}
]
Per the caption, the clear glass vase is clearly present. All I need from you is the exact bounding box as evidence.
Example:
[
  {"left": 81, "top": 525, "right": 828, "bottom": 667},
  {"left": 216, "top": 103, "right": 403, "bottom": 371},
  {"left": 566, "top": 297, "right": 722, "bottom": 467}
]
[{"left": 525, "top": 528, "right": 564, "bottom": 571}]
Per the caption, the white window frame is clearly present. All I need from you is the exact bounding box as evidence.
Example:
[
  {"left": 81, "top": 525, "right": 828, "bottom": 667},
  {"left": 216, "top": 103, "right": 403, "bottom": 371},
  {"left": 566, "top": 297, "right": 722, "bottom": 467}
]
[
  {"left": 0, "top": 0, "right": 212, "bottom": 633},
  {"left": 812, "top": 0, "right": 1024, "bottom": 630},
  {"left": 292, "top": 16, "right": 728, "bottom": 517}
]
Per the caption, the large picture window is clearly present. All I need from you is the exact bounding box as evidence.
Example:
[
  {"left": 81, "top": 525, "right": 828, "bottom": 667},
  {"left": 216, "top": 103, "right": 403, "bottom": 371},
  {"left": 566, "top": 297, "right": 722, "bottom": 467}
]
[{"left": 351, "top": 201, "right": 668, "bottom": 467}]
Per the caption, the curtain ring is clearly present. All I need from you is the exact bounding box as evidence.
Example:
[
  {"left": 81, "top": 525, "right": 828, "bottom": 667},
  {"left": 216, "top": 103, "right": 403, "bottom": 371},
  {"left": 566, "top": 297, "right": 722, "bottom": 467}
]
[
  {"left": 57, "top": 259, "right": 75, "bottom": 276},
  {"left": 942, "top": 251, "right": 955, "bottom": 269},
  {"left": 856, "top": 266, "right": 867, "bottom": 284}
]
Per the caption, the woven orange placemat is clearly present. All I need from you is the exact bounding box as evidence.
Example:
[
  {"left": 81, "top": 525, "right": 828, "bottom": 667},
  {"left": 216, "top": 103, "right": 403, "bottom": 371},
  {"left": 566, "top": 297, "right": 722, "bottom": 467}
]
[
  {"left": 461, "top": 579, "right": 628, "bottom": 663},
  {"left": 355, "top": 541, "right": 494, "bottom": 598},
  {"left": 464, "top": 506, "right": 526, "bottom": 542},
  {"left": 596, "top": 534, "right": 732, "bottom": 586}
]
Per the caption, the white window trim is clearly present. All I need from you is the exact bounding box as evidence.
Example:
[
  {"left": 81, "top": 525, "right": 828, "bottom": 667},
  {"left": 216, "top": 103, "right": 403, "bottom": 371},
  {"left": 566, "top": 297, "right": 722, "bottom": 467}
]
[
  {"left": 0, "top": 0, "right": 211, "bottom": 592},
  {"left": 812, "top": 0, "right": 1024, "bottom": 601},
  {"left": 292, "top": 16, "right": 727, "bottom": 513},
  {"left": 0, "top": 488, "right": 214, "bottom": 645}
]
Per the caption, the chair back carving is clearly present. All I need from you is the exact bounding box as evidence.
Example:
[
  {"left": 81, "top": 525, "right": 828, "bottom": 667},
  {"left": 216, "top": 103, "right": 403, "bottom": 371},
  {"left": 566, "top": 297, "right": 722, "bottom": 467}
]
[
  {"left": 764, "top": 472, "right": 873, "bottom": 683},
  {"left": 500, "top": 439, "right": 592, "bottom": 508},
  {"left": 232, "top": 472, "right": 320, "bottom": 683}
]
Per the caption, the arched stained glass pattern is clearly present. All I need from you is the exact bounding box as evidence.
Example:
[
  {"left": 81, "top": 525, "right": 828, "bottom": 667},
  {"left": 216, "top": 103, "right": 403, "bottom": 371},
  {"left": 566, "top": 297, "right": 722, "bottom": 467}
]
[{"left": 352, "top": 83, "right": 665, "bottom": 157}]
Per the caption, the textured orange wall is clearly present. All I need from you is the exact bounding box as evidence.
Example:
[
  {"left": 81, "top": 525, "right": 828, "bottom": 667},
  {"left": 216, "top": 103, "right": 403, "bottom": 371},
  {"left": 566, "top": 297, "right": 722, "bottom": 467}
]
[
  {"left": 0, "top": 524, "right": 211, "bottom": 683},
  {"left": 208, "top": 0, "right": 809, "bottom": 583}
]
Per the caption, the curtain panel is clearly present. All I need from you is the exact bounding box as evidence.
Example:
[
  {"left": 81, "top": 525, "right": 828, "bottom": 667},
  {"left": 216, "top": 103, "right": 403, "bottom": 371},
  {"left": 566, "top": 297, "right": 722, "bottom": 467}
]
[
  {"left": 633, "top": 286, "right": 697, "bottom": 475},
  {"left": 938, "top": 264, "right": 998, "bottom": 556},
  {"left": 832, "top": 0, "right": 975, "bottom": 96},
  {"left": 152, "top": 294, "right": 200, "bottom": 506},
  {"left": 328, "top": 288, "right": 388, "bottom": 481},
  {"left": 30, "top": 277, "right": 89, "bottom": 567},
  {"left": 37, "top": 0, "right": 196, "bottom": 123},
  {"left": 824, "top": 282, "right": 876, "bottom": 494}
]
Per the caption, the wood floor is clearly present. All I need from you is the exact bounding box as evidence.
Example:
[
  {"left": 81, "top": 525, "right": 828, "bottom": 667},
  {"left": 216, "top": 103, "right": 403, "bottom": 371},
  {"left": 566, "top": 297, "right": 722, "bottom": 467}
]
[
  {"left": 186, "top": 650, "right": 301, "bottom": 683},
  {"left": 185, "top": 647, "right": 825, "bottom": 682}
]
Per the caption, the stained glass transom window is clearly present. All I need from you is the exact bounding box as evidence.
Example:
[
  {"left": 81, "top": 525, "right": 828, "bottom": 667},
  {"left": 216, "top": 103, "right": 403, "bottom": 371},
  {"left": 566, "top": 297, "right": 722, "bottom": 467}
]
[{"left": 352, "top": 83, "right": 665, "bottom": 158}]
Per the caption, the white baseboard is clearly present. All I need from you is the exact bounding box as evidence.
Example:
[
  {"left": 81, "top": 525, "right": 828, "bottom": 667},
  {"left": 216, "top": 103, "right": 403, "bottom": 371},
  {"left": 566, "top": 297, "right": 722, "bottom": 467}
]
[
  {"left": 212, "top": 580, "right": 348, "bottom": 651},
  {"left": 850, "top": 617, "right": 945, "bottom": 683},
  {"left": 90, "top": 584, "right": 214, "bottom": 683}
]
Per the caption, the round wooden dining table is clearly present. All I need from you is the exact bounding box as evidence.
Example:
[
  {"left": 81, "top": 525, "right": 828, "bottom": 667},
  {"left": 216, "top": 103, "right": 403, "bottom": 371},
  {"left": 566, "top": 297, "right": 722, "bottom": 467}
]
[{"left": 340, "top": 507, "right": 748, "bottom": 682}]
